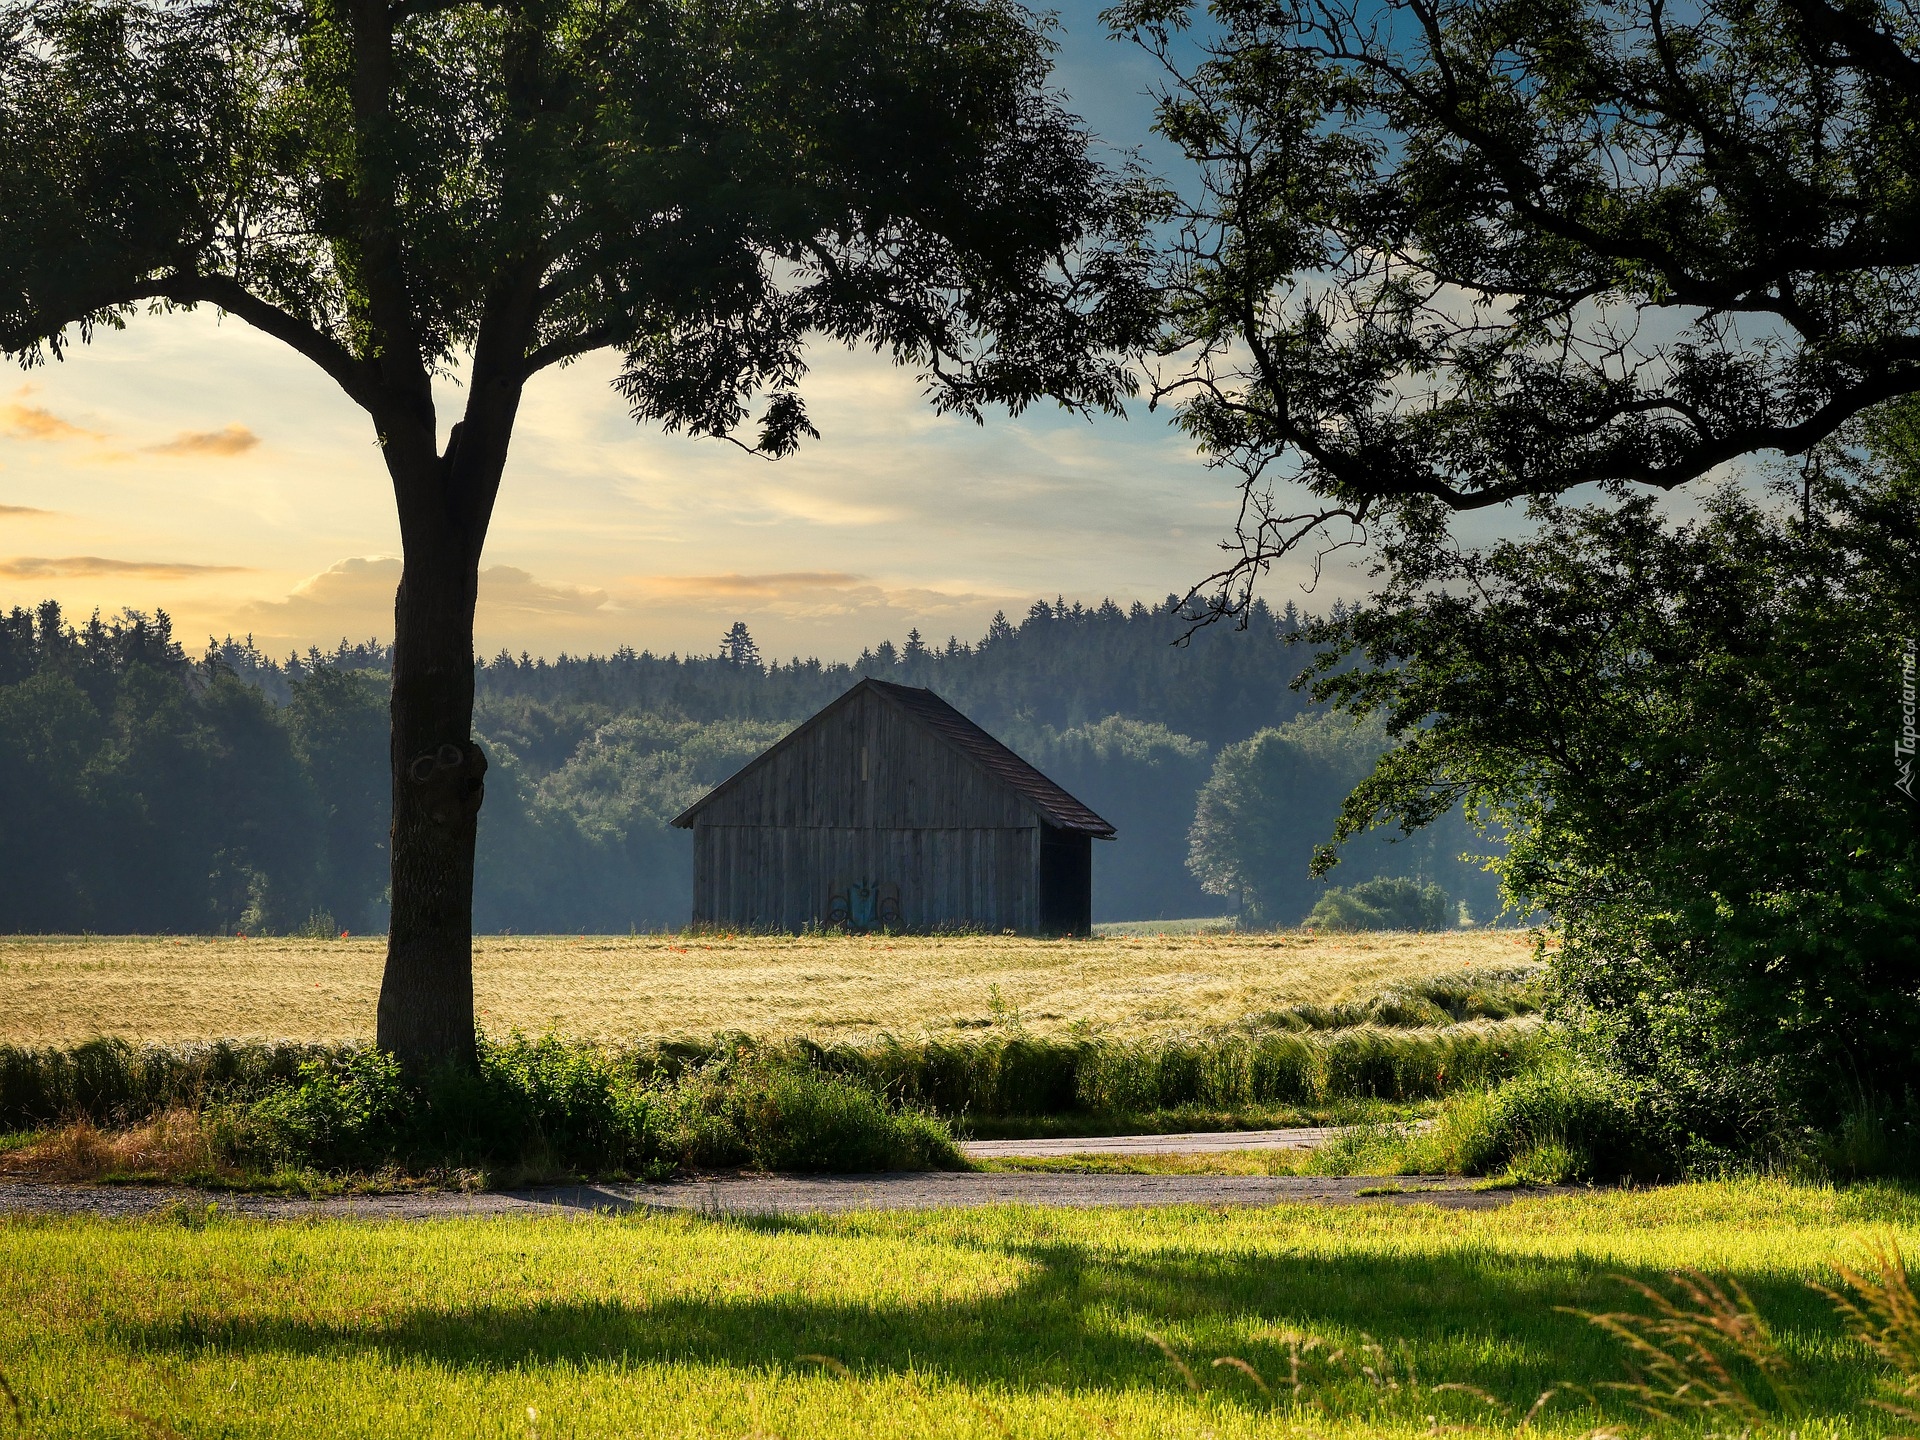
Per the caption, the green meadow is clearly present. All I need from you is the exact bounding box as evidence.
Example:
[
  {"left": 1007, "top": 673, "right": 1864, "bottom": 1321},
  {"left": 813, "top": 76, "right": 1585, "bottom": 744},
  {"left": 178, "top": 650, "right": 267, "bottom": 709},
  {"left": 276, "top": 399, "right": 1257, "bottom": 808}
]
[{"left": 2, "top": 1181, "right": 1915, "bottom": 1438}]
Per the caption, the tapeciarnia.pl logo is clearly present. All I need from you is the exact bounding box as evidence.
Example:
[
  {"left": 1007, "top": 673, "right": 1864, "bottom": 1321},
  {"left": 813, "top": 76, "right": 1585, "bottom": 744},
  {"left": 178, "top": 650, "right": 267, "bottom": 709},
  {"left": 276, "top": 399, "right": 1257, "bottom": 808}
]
[{"left": 1899, "top": 637, "right": 1917, "bottom": 802}]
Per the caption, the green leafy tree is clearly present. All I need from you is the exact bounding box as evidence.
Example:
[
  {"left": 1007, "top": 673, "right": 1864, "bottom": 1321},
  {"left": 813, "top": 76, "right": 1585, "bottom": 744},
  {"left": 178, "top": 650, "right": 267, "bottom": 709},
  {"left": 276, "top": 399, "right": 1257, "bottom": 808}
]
[
  {"left": 473, "top": 712, "right": 785, "bottom": 931},
  {"left": 1308, "top": 877, "right": 1451, "bottom": 933},
  {"left": 1188, "top": 710, "right": 1491, "bottom": 925},
  {"left": 1110, "top": 0, "right": 1920, "bottom": 604},
  {"left": 0, "top": 671, "right": 101, "bottom": 930},
  {"left": 1306, "top": 448, "right": 1920, "bottom": 1144},
  {"left": 1017, "top": 715, "right": 1219, "bottom": 920},
  {"left": 288, "top": 667, "right": 391, "bottom": 931},
  {"left": 196, "top": 668, "right": 326, "bottom": 931},
  {"left": 0, "top": 0, "right": 1151, "bottom": 1065}
]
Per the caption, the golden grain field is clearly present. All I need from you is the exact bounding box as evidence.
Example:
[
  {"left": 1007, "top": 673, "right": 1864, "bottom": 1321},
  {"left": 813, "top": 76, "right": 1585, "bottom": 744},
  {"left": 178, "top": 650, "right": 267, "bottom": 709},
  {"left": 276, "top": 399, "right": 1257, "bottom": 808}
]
[{"left": 0, "top": 930, "right": 1533, "bottom": 1045}]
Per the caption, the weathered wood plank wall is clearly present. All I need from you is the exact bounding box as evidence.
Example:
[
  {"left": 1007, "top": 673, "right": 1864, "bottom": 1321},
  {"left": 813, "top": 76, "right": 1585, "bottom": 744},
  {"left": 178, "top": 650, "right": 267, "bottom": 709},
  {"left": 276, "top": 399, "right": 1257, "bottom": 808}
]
[
  {"left": 685, "top": 684, "right": 1095, "bottom": 932},
  {"left": 691, "top": 824, "right": 1040, "bottom": 931}
]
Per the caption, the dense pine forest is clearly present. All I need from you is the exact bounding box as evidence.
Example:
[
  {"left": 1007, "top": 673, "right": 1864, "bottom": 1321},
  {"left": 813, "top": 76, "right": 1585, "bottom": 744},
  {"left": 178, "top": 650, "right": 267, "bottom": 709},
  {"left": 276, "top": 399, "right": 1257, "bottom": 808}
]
[{"left": 0, "top": 596, "right": 1499, "bottom": 933}]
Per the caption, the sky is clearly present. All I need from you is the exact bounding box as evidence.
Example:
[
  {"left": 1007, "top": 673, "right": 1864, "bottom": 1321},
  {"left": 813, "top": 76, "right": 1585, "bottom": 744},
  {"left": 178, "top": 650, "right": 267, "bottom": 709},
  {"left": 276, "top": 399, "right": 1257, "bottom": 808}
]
[{"left": 0, "top": 5, "right": 1360, "bottom": 664}]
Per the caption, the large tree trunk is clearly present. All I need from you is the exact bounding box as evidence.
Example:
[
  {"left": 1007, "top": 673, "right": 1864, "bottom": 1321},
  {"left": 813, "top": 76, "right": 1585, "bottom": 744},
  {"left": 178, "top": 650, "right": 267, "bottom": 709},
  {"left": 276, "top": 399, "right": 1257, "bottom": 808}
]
[{"left": 375, "top": 427, "right": 503, "bottom": 1072}]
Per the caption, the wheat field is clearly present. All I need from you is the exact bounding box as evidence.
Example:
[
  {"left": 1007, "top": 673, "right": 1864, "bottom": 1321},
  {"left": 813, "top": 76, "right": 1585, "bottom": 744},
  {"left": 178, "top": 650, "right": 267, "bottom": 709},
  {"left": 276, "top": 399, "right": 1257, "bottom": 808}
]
[{"left": 0, "top": 930, "right": 1533, "bottom": 1045}]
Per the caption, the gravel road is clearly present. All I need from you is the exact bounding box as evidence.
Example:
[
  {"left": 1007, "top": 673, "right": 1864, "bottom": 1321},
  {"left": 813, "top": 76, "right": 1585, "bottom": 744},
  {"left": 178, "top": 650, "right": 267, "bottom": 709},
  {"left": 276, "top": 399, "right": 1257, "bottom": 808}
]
[
  {"left": 0, "top": 1172, "right": 1540, "bottom": 1220},
  {"left": 957, "top": 1127, "right": 1342, "bottom": 1158}
]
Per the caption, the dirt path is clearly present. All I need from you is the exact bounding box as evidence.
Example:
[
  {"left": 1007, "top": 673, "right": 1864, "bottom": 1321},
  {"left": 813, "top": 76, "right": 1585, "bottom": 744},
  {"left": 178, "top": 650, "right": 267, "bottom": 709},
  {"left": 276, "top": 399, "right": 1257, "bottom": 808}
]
[
  {"left": 0, "top": 1172, "right": 1542, "bottom": 1219},
  {"left": 957, "top": 1127, "right": 1341, "bottom": 1158}
]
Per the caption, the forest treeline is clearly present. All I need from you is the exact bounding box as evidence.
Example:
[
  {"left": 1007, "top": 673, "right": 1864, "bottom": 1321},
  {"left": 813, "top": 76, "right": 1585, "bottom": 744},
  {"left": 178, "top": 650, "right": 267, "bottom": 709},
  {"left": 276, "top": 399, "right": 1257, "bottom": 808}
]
[{"left": 0, "top": 596, "right": 1498, "bottom": 933}]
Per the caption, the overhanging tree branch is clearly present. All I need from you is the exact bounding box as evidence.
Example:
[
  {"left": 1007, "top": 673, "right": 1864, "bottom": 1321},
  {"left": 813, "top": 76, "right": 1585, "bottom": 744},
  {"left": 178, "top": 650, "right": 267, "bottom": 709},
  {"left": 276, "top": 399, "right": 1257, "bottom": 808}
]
[{"left": 1115, "top": 0, "right": 1920, "bottom": 613}]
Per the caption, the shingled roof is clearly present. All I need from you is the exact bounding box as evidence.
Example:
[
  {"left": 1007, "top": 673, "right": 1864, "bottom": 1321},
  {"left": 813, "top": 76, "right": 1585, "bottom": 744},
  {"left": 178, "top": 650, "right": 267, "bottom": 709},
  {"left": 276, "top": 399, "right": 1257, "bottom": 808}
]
[
  {"left": 672, "top": 677, "right": 1116, "bottom": 836},
  {"left": 865, "top": 680, "right": 1115, "bottom": 835}
]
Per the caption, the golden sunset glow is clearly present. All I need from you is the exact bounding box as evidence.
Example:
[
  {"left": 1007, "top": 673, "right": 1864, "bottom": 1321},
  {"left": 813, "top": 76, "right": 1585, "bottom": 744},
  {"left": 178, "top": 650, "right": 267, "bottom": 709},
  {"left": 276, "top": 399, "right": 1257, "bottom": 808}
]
[{"left": 0, "top": 307, "right": 1295, "bottom": 660}]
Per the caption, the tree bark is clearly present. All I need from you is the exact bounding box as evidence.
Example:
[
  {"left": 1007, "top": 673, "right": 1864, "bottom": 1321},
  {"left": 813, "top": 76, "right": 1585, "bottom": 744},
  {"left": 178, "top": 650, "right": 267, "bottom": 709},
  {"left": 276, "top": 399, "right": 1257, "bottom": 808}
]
[
  {"left": 375, "top": 425, "right": 505, "bottom": 1072},
  {"left": 371, "top": 286, "right": 529, "bottom": 1067}
]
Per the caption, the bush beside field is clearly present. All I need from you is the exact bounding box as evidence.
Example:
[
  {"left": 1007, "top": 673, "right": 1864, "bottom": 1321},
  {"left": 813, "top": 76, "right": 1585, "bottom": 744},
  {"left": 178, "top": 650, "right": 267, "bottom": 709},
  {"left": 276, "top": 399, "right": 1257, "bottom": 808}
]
[
  {"left": 0, "top": 1022, "right": 1547, "bottom": 1130},
  {"left": 0, "top": 1036, "right": 958, "bottom": 1183},
  {"left": 0, "top": 1015, "right": 1550, "bottom": 1183}
]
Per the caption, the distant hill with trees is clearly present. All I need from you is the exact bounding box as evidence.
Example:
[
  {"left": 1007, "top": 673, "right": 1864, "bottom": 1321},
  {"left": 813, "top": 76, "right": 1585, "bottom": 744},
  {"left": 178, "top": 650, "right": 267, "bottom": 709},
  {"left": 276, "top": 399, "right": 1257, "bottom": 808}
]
[{"left": 0, "top": 596, "right": 1500, "bottom": 933}]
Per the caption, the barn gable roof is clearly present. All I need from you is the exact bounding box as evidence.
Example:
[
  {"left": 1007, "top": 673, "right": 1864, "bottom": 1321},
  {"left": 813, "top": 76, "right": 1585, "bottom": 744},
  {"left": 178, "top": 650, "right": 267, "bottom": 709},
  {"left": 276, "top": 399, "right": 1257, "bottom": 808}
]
[{"left": 670, "top": 677, "right": 1116, "bottom": 836}]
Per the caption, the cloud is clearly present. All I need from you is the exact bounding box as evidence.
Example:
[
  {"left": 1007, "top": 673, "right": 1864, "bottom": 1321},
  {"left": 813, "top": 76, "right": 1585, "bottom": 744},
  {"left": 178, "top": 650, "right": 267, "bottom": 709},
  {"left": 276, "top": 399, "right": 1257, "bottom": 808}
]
[
  {"left": 636, "top": 571, "right": 867, "bottom": 597},
  {"left": 298, "top": 554, "right": 400, "bottom": 594},
  {"left": 0, "top": 504, "right": 54, "bottom": 516},
  {"left": 0, "top": 401, "right": 102, "bottom": 444},
  {"left": 231, "top": 556, "right": 400, "bottom": 632},
  {"left": 232, "top": 556, "right": 614, "bottom": 645},
  {"left": 480, "top": 565, "right": 610, "bottom": 615},
  {"left": 620, "top": 569, "right": 1021, "bottom": 627},
  {"left": 1, "top": 386, "right": 260, "bottom": 460},
  {"left": 747, "top": 489, "right": 905, "bottom": 527},
  {"left": 0, "top": 555, "right": 252, "bottom": 579},
  {"left": 145, "top": 424, "right": 261, "bottom": 457}
]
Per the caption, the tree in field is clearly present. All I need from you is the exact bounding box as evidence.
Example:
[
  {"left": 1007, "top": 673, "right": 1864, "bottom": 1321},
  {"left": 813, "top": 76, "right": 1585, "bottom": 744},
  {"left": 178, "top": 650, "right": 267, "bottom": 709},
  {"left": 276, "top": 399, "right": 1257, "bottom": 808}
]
[
  {"left": 1185, "top": 709, "right": 1486, "bottom": 924},
  {"left": 0, "top": 0, "right": 1152, "bottom": 1067},
  {"left": 1109, "top": 0, "right": 1920, "bottom": 598},
  {"left": 1186, "top": 713, "right": 1380, "bottom": 923}
]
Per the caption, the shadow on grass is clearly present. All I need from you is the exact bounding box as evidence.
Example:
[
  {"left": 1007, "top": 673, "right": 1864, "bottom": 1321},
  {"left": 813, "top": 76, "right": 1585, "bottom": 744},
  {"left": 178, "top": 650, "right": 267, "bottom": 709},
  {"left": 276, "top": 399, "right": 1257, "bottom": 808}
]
[{"left": 120, "top": 1228, "right": 1879, "bottom": 1428}]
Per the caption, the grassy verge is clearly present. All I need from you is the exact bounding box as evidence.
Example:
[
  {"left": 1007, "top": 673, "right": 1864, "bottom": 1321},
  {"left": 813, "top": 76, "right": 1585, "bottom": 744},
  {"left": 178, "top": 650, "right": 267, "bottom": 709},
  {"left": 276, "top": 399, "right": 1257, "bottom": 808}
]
[
  {"left": 1, "top": 1181, "right": 1915, "bottom": 1437},
  {"left": 0, "top": 1037, "right": 958, "bottom": 1189},
  {"left": 0, "top": 1008, "right": 1547, "bottom": 1187}
]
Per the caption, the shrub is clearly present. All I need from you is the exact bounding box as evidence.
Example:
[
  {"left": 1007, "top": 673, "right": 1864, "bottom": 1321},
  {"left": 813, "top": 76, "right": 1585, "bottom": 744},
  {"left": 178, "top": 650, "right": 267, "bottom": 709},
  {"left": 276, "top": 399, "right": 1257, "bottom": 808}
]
[
  {"left": 733, "top": 1065, "right": 953, "bottom": 1172},
  {"left": 1309, "top": 467, "right": 1920, "bottom": 1146},
  {"left": 1309, "top": 877, "right": 1453, "bottom": 932},
  {"left": 1418, "top": 1060, "right": 1658, "bottom": 1181},
  {"left": 240, "top": 1048, "right": 407, "bottom": 1170},
  {"left": 1, "top": 1031, "right": 962, "bottom": 1182}
]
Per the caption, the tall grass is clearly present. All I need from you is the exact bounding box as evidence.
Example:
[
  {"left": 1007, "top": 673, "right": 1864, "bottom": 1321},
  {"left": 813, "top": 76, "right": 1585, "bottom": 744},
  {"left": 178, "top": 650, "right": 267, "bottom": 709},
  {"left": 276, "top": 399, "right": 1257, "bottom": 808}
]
[
  {"left": 800, "top": 1020, "right": 1546, "bottom": 1118},
  {"left": 0, "top": 1035, "right": 957, "bottom": 1182},
  {"left": 0, "top": 1020, "right": 1548, "bottom": 1136},
  {"left": 0, "top": 1038, "right": 337, "bottom": 1128}
]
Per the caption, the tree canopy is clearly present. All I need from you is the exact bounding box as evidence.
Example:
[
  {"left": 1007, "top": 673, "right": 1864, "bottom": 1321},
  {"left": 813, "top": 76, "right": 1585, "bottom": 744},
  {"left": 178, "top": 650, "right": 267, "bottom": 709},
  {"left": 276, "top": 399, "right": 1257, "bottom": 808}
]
[
  {"left": 1185, "top": 709, "right": 1486, "bottom": 924},
  {"left": 0, "top": 0, "right": 1156, "bottom": 1066},
  {"left": 1112, "top": 0, "right": 1920, "bottom": 604},
  {"left": 3, "top": 0, "right": 1151, "bottom": 448}
]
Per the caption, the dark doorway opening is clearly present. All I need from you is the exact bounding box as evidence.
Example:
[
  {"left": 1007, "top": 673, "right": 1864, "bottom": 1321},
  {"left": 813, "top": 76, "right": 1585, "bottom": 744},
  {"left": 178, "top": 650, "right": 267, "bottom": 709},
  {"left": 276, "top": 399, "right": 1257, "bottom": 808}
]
[{"left": 1038, "top": 824, "right": 1092, "bottom": 935}]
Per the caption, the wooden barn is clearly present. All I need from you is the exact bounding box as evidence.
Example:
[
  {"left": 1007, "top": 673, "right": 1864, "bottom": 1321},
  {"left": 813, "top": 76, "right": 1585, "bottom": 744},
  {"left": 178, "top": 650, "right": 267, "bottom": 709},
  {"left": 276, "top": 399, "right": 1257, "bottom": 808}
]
[{"left": 671, "top": 678, "right": 1115, "bottom": 934}]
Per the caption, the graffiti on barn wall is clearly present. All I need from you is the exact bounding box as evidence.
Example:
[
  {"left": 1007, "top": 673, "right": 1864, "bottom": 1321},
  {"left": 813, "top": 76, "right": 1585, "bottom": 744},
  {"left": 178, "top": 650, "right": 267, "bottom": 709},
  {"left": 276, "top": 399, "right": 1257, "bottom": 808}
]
[{"left": 829, "top": 879, "right": 902, "bottom": 932}]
